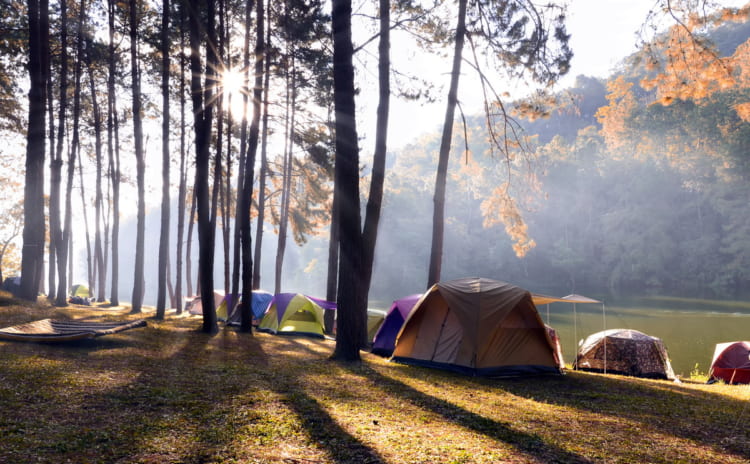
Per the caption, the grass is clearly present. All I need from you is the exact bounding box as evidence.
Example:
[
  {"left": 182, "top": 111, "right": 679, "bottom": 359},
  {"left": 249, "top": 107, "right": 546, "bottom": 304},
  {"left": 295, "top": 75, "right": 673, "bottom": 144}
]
[{"left": 0, "top": 292, "right": 749, "bottom": 463}]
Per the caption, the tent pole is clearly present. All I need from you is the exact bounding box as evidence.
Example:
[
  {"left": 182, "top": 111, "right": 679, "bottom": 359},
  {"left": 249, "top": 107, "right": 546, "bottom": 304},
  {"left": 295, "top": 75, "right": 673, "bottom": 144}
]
[
  {"left": 602, "top": 303, "right": 606, "bottom": 374},
  {"left": 573, "top": 303, "right": 577, "bottom": 370}
]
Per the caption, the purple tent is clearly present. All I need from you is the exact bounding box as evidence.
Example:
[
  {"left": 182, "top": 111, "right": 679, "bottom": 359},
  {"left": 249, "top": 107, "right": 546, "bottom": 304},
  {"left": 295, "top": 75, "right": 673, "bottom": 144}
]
[{"left": 371, "top": 294, "right": 422, "bottom": 357}]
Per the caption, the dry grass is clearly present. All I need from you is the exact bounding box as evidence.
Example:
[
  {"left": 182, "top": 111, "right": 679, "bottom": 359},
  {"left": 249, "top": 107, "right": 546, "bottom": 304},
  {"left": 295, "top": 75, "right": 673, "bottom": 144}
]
[{"left": 0, "top": 292, "right": 748, "bottom": 464}]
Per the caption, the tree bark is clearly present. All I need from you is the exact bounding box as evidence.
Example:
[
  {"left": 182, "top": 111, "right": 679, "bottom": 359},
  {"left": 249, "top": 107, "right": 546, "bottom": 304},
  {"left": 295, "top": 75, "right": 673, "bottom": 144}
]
[
  {"left": 188, "top": 0, "right": 218, "bottom": 333},
  {"left": 174, "top": 0, "right": 188, "bottom": 314},
  {"left": 84, "top": 37, "right": 105, "bottom": 303},
  {"left": 21, "top": 0, "right": 49, "bottom": 301},
  {"left": 107, "top": 0, "right": 120, "bottom": 306},
  {"left": 251, "top": 4, "right": 270, "bottom": 291},
  {"left": 238, "top": 0, "right": 264, "bottom": 332},
  {"left": 274, "top": 51, "right": 295, "bottom": 295},
  {"left": 427, "top": 0, "right": 467, "bottom": 288},
  {"left": 156, "top": 0, "right": 171, "bottom": 318},
  {"left": 230, "top": 0, "right": 251, "bottom": 307},
  {"left": 129, "top": 0, "right": 146, "bottom": 313},
  {"left": 50, "top": 0, "right": 68, "bottom": 306},
  {"left": 357, "top": 0, "right": 391, "bottom": 343},
  {"left": 330, "top": 0, "right": 364, "bottom": 362}
]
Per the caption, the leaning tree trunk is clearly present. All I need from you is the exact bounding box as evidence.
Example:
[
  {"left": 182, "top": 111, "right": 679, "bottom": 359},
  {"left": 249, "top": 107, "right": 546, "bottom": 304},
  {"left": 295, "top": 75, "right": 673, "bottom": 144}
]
[
  {"left": 427, "top": 0, "right": 467, "bottom": 288},
  {"left": 357, "top": 0, "right": 391, "bottom": 346},
  {"left": 331, "top": 0, "right": 365, "bottom": 362}
]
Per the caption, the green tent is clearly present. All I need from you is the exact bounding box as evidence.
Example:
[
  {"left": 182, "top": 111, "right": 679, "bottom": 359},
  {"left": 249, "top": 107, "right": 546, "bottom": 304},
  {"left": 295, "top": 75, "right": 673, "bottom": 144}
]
[
  {"left": 71, "top": 284, "right": 90, "bottom": 298},
  {"left": 257, "top": 293, "right": 335, "bottom": 338}
]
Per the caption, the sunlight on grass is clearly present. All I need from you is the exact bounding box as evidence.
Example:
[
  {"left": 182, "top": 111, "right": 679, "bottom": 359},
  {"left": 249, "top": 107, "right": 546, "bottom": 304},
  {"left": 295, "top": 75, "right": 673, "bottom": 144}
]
[{"left": 1, "top": 299, "right": 749, "bottom": 463}]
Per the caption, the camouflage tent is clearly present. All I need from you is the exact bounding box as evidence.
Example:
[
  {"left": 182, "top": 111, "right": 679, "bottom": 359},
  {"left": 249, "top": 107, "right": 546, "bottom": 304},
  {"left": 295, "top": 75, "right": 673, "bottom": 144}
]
[{"left": 574, "top": 329, "right": 675, "bottom": 380}]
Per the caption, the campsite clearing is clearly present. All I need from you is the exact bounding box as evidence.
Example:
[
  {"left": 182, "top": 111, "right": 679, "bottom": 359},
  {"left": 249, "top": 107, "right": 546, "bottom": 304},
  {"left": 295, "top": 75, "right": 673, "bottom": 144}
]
[{"left": 0, "top": 296, "right": 749, "bottom": 464}]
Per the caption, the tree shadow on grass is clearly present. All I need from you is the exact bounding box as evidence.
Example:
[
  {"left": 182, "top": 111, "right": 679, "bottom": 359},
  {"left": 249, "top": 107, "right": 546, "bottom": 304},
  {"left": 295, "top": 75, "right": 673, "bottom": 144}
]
[
  {"left": 0, "top": 321, "right": 274, "bottom": 463},
  {"left": 343, "top": 362, "right": 594, "bottom": 464},
  {"left": 268, "top": 374, "right": 387, "bottom": 464},
  {"left": 485, "top": 370, "right": 750, "bottom": 461},
  {"left": 260, "top": 335, "right": 386, "bottom": 463}
]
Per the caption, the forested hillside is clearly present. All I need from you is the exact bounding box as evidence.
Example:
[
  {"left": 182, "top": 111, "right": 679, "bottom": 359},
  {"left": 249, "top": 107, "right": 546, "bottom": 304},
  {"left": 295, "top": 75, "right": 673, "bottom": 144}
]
[{"left": 365, "top": 19, "right": 750, "bottom": 302}]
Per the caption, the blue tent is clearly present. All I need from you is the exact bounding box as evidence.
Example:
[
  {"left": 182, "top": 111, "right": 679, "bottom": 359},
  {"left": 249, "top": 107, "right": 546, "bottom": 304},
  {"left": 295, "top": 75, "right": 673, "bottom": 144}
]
[
  {"left": 224, "top": 291, "right": 274, "bottom": 325},
  {"left": 371, "top": 294, "right": 422, "bottom": 357}
]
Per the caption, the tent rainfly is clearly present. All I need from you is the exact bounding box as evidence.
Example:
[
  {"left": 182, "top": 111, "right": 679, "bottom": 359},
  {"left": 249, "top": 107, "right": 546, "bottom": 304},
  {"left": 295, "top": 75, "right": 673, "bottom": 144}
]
[
  {"left": 391, "top": 277, "right": 561, "bottom": 377},
  {"left": 574, "top": 329, "right": 676, "bottom": 380},
  {"left": 709, "top": 341, "right": 750, "bottom": 385}
]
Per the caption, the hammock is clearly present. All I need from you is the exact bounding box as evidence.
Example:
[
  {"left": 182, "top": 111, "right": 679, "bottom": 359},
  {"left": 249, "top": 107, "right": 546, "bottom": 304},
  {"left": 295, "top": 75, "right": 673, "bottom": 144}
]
[{"left": 0, "top": 318, "right": 147, "bottom": 342}]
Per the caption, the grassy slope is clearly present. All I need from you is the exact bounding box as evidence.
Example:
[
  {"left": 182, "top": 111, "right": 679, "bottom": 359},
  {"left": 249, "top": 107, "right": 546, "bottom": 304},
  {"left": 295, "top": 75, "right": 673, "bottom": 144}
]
[{"left": 0, "top": 296, "right": 748, "bottom": 464}]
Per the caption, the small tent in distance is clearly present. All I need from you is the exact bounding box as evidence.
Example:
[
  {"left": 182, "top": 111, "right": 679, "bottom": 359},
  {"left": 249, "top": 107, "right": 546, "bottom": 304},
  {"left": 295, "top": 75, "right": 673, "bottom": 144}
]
[
  {"left": 392, "top": 277, "right": 561, "bottom": 377},
  {"left": 366, "top": 309, "right": 387, "bottom": 344},
  {"left": 71, "top": 284, "right": 90, "bottom": 298},
  {"left": 709, "top": 341, "right": 750, "bottom": 384},
  {"left": 371, "top": 294, "right": 422, "bottom": 357},
  {"left": 257, "top": 293, "right": 335, "bottom": 338},
  {"left": 574, "top": 329, "right": 675, "bottom": 380},
  {"left": 186, "top": 291, "right": 225, "bottom": 316}
]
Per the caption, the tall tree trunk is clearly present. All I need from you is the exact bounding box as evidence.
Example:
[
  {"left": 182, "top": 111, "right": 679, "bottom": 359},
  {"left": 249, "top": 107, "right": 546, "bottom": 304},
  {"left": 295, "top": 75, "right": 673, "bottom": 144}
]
[
  {"left": 109, "top": 107, "right": 121, "bottom": 305},
  {"left": 218, "top": 0, "right": 231, "bottom": 296},
  {"left": 251, "top": 0, "right": 270, "bottom": 291},
  {"left": 331, "top": 0, "right": 364, "bottom": 362},
  {"left": 174, "top": 0, "right": 187, "bottom": 314},
  {"left": 427, "top": 0, "right": 467, "bottom": 288},
  {"left": 84, "top": 37, "right": 105, "bottom": 302},
  {"left": 188, "top": 0, "right": 218, "bottom": 333},
  {"left": 107, "top": 0, "right": 120, "bottom": 306},
  {"left": 324, "top": 180, "right": 338, "bottom": 334},
  {"left": 186, "top": 192, "right": 196, "bottom": 297},
  {"left": 156, "top": 0, "right": 171, "bottom": 319},
  {"left": 129, "top": 0, "right": 146, "bottom": 313},
  {"left": 21, "top": 0, "right": 48, "bottom": 301},
  {"left": 51, "top": 0, "right": 68, "bottom": 306},
  {"left": 62, "top": 0, "right": 85, "bottom": 299},
  {"left": 237, "top": 0, "right": 263, "bottom": 332},
  {"left": 274, "top": 48, "right": 295, "bottom": 295},
  {"left": 358, "top": 0, "right": 391, "bottom": 338},
  {"left": 230, "top": 0, "right": 251, "bottom": 306},
  {"left": 77, "top": 133, "right": 93, "bottom": 293},
  {"left": 46, "top": 30, "right": 56, "bottom": 300}
]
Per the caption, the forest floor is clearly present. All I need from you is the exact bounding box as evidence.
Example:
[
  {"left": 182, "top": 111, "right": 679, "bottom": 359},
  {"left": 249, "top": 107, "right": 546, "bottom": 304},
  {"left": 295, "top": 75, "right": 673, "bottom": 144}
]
[{"left": 0, "top": 292, "right": 749, "bottom": 464}]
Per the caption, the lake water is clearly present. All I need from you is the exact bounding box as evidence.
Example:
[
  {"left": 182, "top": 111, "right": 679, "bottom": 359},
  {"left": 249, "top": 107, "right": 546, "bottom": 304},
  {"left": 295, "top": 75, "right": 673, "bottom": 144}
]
[{"left": 540, "top": 296, "right": 750, "bottom": 377}]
